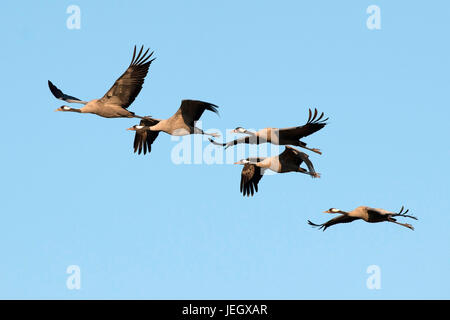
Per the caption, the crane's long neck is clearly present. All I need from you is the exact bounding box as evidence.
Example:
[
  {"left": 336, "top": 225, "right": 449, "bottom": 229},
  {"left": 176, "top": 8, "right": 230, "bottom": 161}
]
[
  {"left": 148, "top": 120, "right": 166, "bottom": 132},
  {"left": 65, "top": 107, "right": 82, "bottom": 113},
  {"left": 244, "top": 129, "right": 257, "bottom": 136},
  {"left": 148, "top": 119, "right": 184, "bottom": 135},
  {"left": 148, "top": 125, "right": 160, "bottom": 132},
  {"left": 249, "top": 158, "right": 270, "bottom": 168}
]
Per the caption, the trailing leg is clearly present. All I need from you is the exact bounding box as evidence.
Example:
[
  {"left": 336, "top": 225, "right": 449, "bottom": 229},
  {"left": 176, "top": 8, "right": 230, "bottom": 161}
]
[
  {"left": 296, "top": 141, "right": 322, "bottom": 155},
  {"left": 388, "top": 218, "right": 414, "bottom": 230},
  {"left": 194, "top": 127, "right": 220, "bottom": 138},
  {"left": 297, "top": 167, "right": 320, "bottom": 178}
]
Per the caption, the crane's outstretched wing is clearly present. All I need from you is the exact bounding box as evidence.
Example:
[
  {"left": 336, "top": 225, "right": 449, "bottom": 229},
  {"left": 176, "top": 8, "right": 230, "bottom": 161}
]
[
  {"left": 48, "top": 80, "right": 88, "bottom": 104},
  {"left": 133, "top": 118, "right": 160, "bottom": 155},
  {"left": 278, "top": 108, "right": 328, "bottom": 140},
  {"left": 369, "top": 206, "right": 418, "bottom": 220},
  {"left": 278, "top": 146, "right": 304, "bottom": 166},
  {"left": 298, "top": 151, "right": 318, "bottom": 177},
  {"left": 100, "top": 45, "right": 155, "bottom": 109},
  {"left": 391, "top": 206, "right": 417, "bottom": 220},
  {"left": 175, "top": 100, "right": 219, "bottom": 127},
  {"left": 279, "top": 146, "right": 319, "bottom": 176},
  {"left": 308, "top": 215, "right": 360, "bottom": 231},
  {"left": 240, "top": 159, "right": 265, "bottom": 197}
]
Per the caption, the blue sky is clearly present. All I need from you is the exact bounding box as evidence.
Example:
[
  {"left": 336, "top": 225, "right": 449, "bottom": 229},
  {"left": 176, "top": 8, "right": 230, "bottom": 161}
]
[{"left": 0, "top": 1, "right": 449, "bottom": 299}]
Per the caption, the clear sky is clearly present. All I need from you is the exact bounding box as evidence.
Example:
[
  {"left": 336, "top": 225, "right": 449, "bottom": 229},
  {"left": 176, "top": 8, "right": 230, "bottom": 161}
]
[{"left": 0, "top": 1, "right": 449, "bottom": 299}]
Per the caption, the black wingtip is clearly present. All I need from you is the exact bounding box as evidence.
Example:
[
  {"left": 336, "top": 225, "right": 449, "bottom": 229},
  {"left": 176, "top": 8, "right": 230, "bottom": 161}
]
[
  {"left": 308, "top": 220, "right": 326, "bottom": 231},
  {"left": 48, "top": 80, "right": 61, "bottom": 98},
  {"left": 308, "top": 220, "right": 318, "bottom": 227},
  {"left": 130, "top": 46, "right": 156, "bottom": 67},
  {"left": 205, "top": 103, "right": 220, "bottom": 117}
]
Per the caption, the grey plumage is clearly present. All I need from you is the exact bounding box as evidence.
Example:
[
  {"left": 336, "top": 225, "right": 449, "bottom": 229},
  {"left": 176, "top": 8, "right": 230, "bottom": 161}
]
[
  {"left": 235, "top": 146, "right": 320, "bottom": 197},
  {"left": 308, "top": 206, "right": 417, "bottom": 231},
  {"left": 127, "top": 100, "right": 220, "bottom": 155},
  {"left": 49, "top": 45, "right": 155, "bottom": 119},
  {"left": 209, "top": 108, "right": 328, "bottom": 154}
]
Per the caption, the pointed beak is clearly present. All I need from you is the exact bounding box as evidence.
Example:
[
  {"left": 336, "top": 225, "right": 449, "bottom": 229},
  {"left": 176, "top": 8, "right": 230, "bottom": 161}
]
[
  {"left": 126, "top": 127, "right": 136, "bottom": 131},
  {"left": 323, "top": 210, "right": 332, "bottom": 213},
  {"left": 231, "top": 130, "right": 238, "bottom": 134},
  {"left": 54, "top": 107, "right": 62, "bottom": 112},
  {"left": 233, "top": 161, "right": 240, "bottom": 165}
]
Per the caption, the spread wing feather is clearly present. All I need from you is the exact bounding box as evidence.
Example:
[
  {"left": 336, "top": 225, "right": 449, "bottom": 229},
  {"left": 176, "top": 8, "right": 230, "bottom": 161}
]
[
  {"left": 133, "top": 118, "right": 160, "bottom": 155},
  {"left": 48, "top": 80, "right": 88, "bottom": 104},
  {"left": 239, "top": 158, "right": 265, "bottom": 197},
  {"left": 278, "top": 108, "right": 328, "bottom": 140},
  {"left": 100, "top": 45, "right": 155, "bottom": 109},
  {"left": 278, "top": 146, "right": 307, "bottom": 167},
  {"left": 175, "top": 100, "right": 219, "bottom": 127},
  {"left": 308, "top": 215, "right": 360, "bottom": 231}
]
